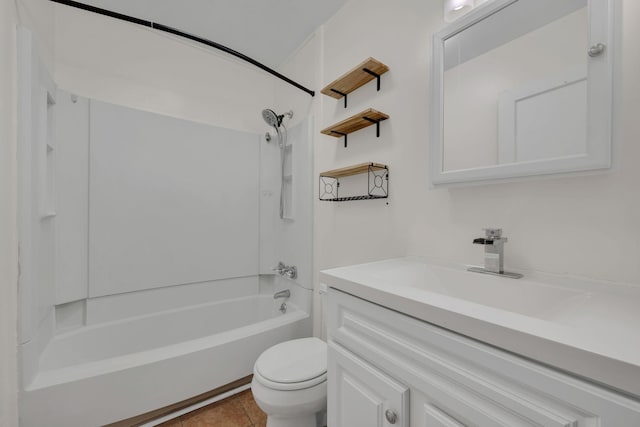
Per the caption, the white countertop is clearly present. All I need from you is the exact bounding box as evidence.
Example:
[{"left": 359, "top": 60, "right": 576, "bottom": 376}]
[{"left": 320, "top": 257, "right": 640, "bottom": 398}]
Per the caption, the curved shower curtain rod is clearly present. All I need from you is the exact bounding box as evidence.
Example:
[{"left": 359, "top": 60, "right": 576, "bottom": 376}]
[{"left": 48, "top": 0, "right": 316, "bottom": 97}]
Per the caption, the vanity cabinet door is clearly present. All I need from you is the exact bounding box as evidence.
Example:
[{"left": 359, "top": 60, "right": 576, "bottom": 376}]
[{"left": 328, "top": 342, "right": 409, "bottom": 427}]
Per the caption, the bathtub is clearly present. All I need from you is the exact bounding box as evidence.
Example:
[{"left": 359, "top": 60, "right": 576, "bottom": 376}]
[{"left": 20, "top": 294, "right": 310, "bottom": 427}]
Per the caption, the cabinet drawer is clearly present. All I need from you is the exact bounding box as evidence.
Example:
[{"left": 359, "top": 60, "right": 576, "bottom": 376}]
[
  {"left": 328, "top": 289, "right": 640, "bottom": 426},
  {"left": 423, "top": 404, "right": 466, "bottom": 427}
]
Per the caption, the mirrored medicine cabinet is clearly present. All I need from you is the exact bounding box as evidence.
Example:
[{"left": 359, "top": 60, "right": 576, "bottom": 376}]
[{"left": 430, "top": 0, "right": 616, "bottom": 186}]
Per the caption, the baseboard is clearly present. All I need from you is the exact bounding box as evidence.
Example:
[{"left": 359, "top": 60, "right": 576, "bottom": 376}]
[{"left": 104, "top": 374, "right": 253, "bottom": 427}]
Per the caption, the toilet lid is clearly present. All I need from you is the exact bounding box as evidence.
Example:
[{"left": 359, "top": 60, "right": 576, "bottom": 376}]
[{"left": 255, "top": 337, "right": 327, "bottom": 385}]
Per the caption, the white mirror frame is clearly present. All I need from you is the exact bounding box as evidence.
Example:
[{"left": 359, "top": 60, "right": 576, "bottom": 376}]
[{"left": 430, "top": 0, "right": 616, "bottom": 186}]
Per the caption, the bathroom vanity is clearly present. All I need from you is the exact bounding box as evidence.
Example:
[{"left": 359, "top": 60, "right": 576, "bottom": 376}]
[{"left": 321, "top": 258, "right": 640, "bottom": 426}]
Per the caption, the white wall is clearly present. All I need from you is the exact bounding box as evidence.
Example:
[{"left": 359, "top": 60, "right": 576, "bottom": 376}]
[
  {"left": 0, "top": 0, "right": 19, "bottom": 423},
  {"left": 257, "top": 37, "right": 318, "bottom": 324},
  {"left": 267, "top": 32, "right": 320, "bottom": 290},
  {"left": 420, "top": 0, "right": 639, "bottom": 284},
  {"left": 273, "top": 0, "right": 640, "bottom": 338},
  {"left": 316, "top": 0, "right": 434, "bottom": 272},
  {"left": 271, "top": 32, "right": 324, "bottom": 334},
  {"left": 53, "top": 3, "right": 274, "bottom": 133},
  {"left": 15, "top": 0, "right": 56, "bottom": 72},
  {"left": 317, "top": 0, "right": 639, "bottom": 280}
]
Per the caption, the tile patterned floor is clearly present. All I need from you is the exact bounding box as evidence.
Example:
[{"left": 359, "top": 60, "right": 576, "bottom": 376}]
[{"left": 157, "top": 389, "right": 267, "bottom": 427}]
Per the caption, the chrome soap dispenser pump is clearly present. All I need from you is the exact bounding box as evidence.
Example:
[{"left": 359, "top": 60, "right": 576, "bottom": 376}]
[{"left": 468, "top": 228, "right": 522, "bottom": 279}]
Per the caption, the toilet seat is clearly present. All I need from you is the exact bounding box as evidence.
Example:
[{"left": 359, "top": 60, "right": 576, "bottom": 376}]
[
  {"left": 253, "top": 368, "right": 326, "bottom": 391},
  {"left": 254, "top": 337, "right": 327, "bottom": 391}
]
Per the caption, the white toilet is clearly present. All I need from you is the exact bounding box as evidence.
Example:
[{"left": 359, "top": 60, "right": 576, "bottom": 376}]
[{"left": 251, "top": 337, "right": 327, "bottom": 427}]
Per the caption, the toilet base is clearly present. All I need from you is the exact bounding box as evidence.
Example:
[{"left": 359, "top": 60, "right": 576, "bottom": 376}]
[
  {"left": 251, "top": 376, "right": 326, "bottom": 427},
  {"left": 266, "top": 412, "right": 324, "bottom": 427}
]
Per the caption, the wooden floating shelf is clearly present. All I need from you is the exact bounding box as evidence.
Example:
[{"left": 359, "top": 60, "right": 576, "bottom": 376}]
[
  {"left": 320, "top": 162, "right": 388, "bottom": 178},
  {"left": 321, "top": 108, "right": 389, "bottom": 148},
  {"left": 321, "top": 57, "right": 390, "bottom": 107},
  {"left": 320, "top": 108, "right": 389, "bottom": 136}
]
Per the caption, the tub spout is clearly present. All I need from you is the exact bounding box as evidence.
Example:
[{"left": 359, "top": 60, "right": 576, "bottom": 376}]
[{"left": 274, "top": 290, "right": 291, "bottom": 299}]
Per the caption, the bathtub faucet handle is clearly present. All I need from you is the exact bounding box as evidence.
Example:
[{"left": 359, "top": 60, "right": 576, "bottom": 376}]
[
  {"left": 272, "top": 262, "right": 297, "bottom": 280},
  {"left": 282, "top": 265, "right": 297, "bottom": 280},
  {"left": 274, "top": 289, "right": 291, "bottom": 300},
  {"left": 272, "top": 262, "right": 286, "bottom": 274}
]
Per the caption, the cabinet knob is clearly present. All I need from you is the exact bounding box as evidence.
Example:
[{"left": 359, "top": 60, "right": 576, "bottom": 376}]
[
  {"left": 385, "top": 409, "right": 398, "bottom": 424},
  {"left": 588, "top": 43, "right": 606, "bottom": 57}
]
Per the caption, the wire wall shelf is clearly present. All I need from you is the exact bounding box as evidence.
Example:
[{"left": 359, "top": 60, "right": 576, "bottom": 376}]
[{"left": 319, "top": 163, "right": 389, "bottom": 202}]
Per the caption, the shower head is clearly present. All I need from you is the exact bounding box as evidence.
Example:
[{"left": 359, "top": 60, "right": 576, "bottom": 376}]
[
  {"left": 262, "top": 109, "right": 282, "bottom": 128},
  {"left": 262, "top": 109, "right": 294, "bottom": 129}
]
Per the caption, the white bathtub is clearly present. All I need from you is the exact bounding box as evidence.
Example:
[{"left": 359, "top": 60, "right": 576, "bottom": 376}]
[{"left": 20, "top": 294, "right": 310, "bottom": 427}]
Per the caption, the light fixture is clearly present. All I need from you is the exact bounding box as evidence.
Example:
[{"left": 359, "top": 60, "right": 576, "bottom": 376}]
[{"left": 444, "top": 0, "right": 474, "bottom": 23}]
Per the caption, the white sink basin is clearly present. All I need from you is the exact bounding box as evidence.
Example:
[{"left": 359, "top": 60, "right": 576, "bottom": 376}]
[{"left": 325, "top": 257, "right": 589, "bottom": 321}]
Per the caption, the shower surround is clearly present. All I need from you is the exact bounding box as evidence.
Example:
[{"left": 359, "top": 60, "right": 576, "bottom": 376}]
[{"left": 17, "top": 73, "right": 314, "bottom": 424}]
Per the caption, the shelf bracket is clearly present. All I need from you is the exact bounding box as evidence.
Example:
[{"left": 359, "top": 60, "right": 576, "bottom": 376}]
[
  {"left": 331, "top": 130, "right": 348, "bottom": 147},
  {"left": 330, "top": 89, "right": 348, "bottom": 108},
  {"left": 362, "top": 116, "right": 381, "bottom": 138},
  {"left": 362, "top": 68, "right": 381, "bottom": 91}
]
